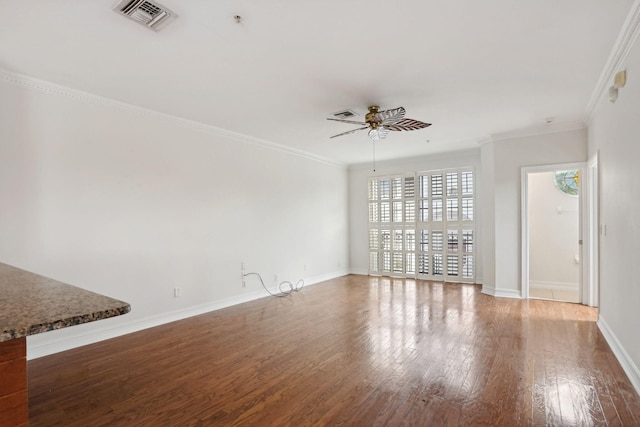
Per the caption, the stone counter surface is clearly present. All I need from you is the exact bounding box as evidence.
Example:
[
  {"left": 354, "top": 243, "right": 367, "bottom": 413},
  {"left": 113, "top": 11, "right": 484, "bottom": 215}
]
[{"left": 0, "top": 262, "right": 131, "bottom": 342}]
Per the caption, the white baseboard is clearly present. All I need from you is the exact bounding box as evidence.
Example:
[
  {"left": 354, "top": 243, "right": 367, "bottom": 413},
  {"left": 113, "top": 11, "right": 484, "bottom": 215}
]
[
  {"left": 481, "top": 285, "right": 522, "bottom": 299},
  {"left": 529, "top": 280, "right": 579, "bottom": 292},
  {"left": 597, "top": 315, "right": 640, "bottom": 396},
  {"left": 27, "top": 270, "right": 348, "bottom": 360},
  {"left": 347, "top": 270, "right": 483, "bottom": 285}
]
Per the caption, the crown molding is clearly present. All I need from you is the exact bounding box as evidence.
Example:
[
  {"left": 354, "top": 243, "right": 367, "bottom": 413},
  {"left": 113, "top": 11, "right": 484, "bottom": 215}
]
[
  {"left": 347, "top": 145, "right": 481, "bottom": 172},
  {"left": 486, "top": 120, "right": 586, "bottom": 142},
  {"left": 347, "top": 120, "right": 584, "bottom": 172},
  {"left": 0, "top": 69, "right": 346, "bottom": 169},
  {"left": 584, "top": 0, "right": 640, "bottom": 123},
  {"left": 476, "top": 136, "right": 493, "bottom": 146}
]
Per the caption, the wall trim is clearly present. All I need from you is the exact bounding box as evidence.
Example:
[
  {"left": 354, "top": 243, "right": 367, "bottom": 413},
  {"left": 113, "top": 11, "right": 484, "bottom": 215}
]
[
  {"left": 348, "top": 270, "right": 483, "bottom": 286},
  {"left": 0, "top": 68, "right": 346, "bottom": 169},
  {"left": 521, "top": 162, "right": 589, "bottom": 302},
  {"left": 597, "top": 315, "right": 640, "bottom": 396},
  {"left": 584, "top": 0, "right": 640, "bottom": 123},
  {"left": 481, "top": 285, "right": 522, "bottom": 299},
  {"left": 348, "top": 146, "right": 481, "bottom": 172},
  {"left": 488, "top": 121, "right": 586, "bottom": 142},
  {"left": 529, "top": 280, "right": 579, "bottom": 292},
  {"left": 27, "top": 270, "right": 349, "bottom": 360}
]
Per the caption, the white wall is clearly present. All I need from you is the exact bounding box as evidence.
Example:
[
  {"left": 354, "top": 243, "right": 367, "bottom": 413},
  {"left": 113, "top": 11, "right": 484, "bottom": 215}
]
[
  {"left": 0, "top": 75, "right": 349, "bottom": 358},
  {"left": 481, "top": 129, "right": 587, "bottom": 297},
  {"left": 348, "top": 149, "right": 482, "bottom": 281},
  {"left": 480, "top": 142, "right": 496, "bottom": 288},
  {"left": 587, "top": 25, "right": 640, "bottom": 392},
  {"left": 528, "top": 171, "right": 580, "bottom": 289}
]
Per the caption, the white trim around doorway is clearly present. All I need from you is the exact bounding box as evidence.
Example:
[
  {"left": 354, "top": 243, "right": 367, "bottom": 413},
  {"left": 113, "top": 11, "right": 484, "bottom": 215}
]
[{"left": 521, "top": 162, "right": 591, "bottom": 304}]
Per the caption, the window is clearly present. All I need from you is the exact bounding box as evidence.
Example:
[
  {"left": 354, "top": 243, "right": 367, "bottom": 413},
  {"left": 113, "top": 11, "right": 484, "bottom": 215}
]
[
  {"left": 368, "top": 174, "right": 416, "bottom": 277},
  {"left": 369, "top": 168, "right": 475, "bottom": 282},
  {"left": 554, "top": 170, "right": 579, "bottom": 196}
]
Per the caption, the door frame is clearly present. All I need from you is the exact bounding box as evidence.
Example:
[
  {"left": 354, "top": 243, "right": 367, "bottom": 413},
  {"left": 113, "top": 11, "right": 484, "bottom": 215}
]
[
  {"left": 521, "top": 162, "right": 591, "bottom": 304},
  {"left": 587, "top": 153, "right": 599, "bottom": 307}
]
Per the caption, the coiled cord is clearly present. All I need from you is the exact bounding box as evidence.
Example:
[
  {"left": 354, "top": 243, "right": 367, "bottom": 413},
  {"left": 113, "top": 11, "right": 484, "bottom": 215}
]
[{"left": 243, "top": 272, "right": 304, "bottom": 297}]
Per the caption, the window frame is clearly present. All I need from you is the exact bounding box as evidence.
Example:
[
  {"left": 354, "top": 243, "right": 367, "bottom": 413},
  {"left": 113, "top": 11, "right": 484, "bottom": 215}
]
[{"left": 368, "top": 167, "right": 475, "bottom": 283}]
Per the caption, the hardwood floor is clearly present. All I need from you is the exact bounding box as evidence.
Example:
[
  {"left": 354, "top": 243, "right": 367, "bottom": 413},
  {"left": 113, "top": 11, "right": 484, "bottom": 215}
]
[{"left": 28, "top": 275, "right": 640, "bottom": 426}]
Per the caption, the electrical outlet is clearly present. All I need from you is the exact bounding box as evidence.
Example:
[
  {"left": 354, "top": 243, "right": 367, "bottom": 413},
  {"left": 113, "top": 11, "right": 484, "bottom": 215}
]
[
  {"left": 274, "top": 274, "right": 278, "bottom": 284},
  {"left": 174, "top": 287, "right": 182, "bottom": 298}
]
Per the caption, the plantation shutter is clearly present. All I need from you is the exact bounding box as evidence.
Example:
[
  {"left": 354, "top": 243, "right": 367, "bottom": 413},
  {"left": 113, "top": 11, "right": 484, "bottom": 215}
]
[{"left": 370, "top": 168, "right": 475, "bottom": 283}]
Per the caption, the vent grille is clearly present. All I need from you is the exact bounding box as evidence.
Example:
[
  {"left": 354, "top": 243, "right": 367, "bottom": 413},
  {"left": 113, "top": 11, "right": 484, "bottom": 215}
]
[
  {"left": 114, "top": 0, "right": 176, "bottom": 31},
  {"left": 332, "top": 109, "right": 357, "bottom": 119}
]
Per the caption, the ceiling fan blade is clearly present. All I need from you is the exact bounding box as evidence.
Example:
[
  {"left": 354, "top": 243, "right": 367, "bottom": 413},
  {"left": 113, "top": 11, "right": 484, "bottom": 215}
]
[
  {"left": 326, "top": 118, "right": 368, "bottom": 126},
  {"left": 373, "top": 107, "right": 406, "bottom": 126},
  {"left": 330, "top": 126, "right": 369, "bottom": 139},
  {"left": 384, "top": 118, "right": 432, "bottom": 132},
  {"left": 368, "top": 126, "right": 390, "bottom": 140}
]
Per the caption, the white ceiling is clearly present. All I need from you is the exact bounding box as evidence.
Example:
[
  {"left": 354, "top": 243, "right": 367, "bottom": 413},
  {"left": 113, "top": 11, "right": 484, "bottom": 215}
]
[{"left": 0, "top": 1, "right": 634, "bottom": 165}]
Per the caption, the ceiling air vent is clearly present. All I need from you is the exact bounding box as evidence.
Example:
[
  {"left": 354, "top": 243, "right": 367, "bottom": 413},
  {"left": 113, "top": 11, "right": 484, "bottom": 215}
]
[
  {"left": 114, "top": 0, "right": 176, "bottom": 31},
  {"left": 332, "top": 109, "right": 357, "bottom": 119}
]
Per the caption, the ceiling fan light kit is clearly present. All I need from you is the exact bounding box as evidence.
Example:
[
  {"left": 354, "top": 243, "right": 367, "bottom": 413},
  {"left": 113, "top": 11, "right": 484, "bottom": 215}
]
[{"left": 327, "top": 106, "right": 431, "bottom": 140}]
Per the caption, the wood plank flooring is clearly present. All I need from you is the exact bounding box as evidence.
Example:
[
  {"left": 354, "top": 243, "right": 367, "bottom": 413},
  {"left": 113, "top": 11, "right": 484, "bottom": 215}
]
[{"left": 27, "top": 275, "right": 640, "bottom": 426}]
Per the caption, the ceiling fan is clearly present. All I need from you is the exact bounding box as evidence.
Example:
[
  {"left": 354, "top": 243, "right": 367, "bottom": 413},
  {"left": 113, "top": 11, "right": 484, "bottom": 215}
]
[{"left": 327, "top": 106, "right": 431, "bottom": 140}]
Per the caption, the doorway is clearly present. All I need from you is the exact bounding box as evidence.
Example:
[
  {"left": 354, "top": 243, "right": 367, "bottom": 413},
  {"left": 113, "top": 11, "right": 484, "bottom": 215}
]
[{"left": 521, "top": 162, "right": 591, "bottom": 304}]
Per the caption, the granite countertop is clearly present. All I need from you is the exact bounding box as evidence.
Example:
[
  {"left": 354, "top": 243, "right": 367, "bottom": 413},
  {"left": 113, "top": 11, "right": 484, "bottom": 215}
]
[{"left": 0, "top": 262, "right": 130, "bottom": 342}]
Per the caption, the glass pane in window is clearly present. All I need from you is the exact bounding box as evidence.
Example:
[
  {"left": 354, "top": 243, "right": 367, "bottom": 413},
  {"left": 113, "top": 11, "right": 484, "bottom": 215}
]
[
  {"left": 380, "top": 202, "right": 390, "bottom": 222},
  {"left": 392, "top": 253, "right": 403, "bottom": 273},
  {"left": 419, "top": 230, "right": 429, "bottom": 252},
  {"left": 392, "top": 178, "right": 402, "bottom": 200},
  {"left": 432, "top": 199, "right": 443, "bottom": 222},
  {"left": 369, "top": 252, "right": 379, "bottom": 271},
  {"left": 419, "top": 175, "right": 428, "bottom": 198},
  {"left": 461, "top": 171, "right": 473, "bottom": 195},
  {"left": 463, "top": 255, "right": 474, "bottom": 278},
  {"left": 381, "top": 230, "right": 391, "bottom": 250},
  {"left": 462, "top": 198, "right": 474, "bottom": 220},
  {"left": 405, "top": 200, "right": 415, "bottom": 223},
  {"left": 447, "top": 199, "right": 458, "bottom": 221},
  {"left": 405, "top": 230, "right": 415, "bottom": 251},
  {"left": 463, "top": 230, "right": 473, "bottom": 253},
  {"left": 419, "top": 199, "right": 429, "bottom": 222},
  {"left": 382, "top": 252, "right": 391, "bottom": 272},
  {"left": 406, "top": 253, "right": 415, "bottom": 274},
  {"left": 431, "top": 174, "right": 443, "bottom": 196},
  {"left": 368, "top": 179, "right": 379, "bottom": 200},
  {"left": 404, "top": 176, "right": 415, "bottom": 198},
  {"left": 418, "top": 253, "right": 429, "bottom": 274},
  {"left": 393, "top": 230, "right": 403, "bottom": 251},
  {"left": 447, "top": 255, "right": 459, "bottom": 276},
  {"left": 392, "top": 201, "right": 403, "bottom": 222},
  {"left": 432, "top": 231, "right": 443, "bottom": 252},
  {"left": 433, "top": 254, "right": 443, "bottom": 276},
  {"left": 448, "top": 230, "right": 458, "bottom": 253},
  {"left": 369, "top": 202, "right": 379, "bottom": 222},
  {"left": 446, "top": 172, "right": 458, "bottom": 196},
  {"left": 380, "top": 180, "right": 390, "bottom": 200},
  {"left": 369, "top": 229, "right": 379, "bottom": 251}
]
